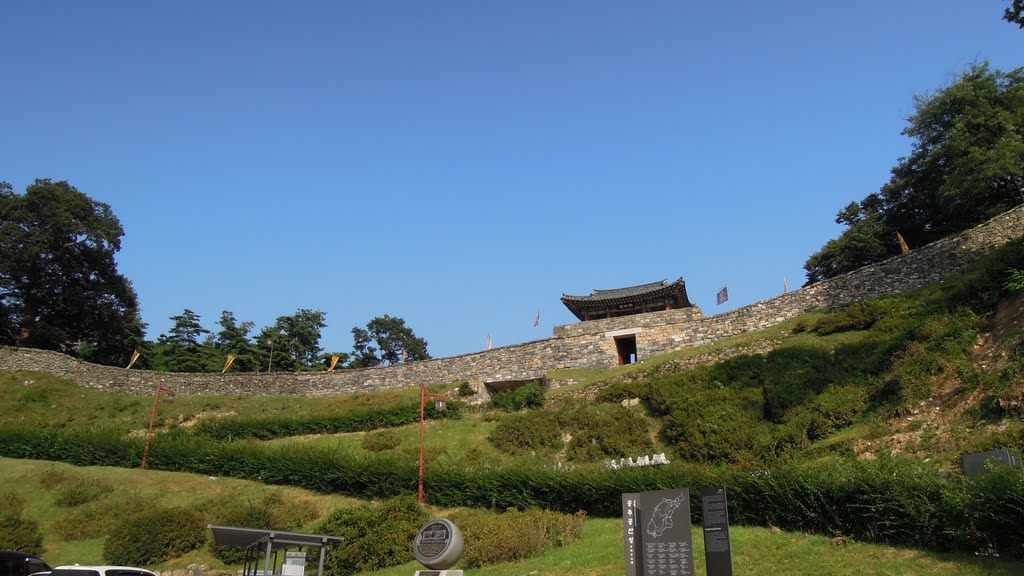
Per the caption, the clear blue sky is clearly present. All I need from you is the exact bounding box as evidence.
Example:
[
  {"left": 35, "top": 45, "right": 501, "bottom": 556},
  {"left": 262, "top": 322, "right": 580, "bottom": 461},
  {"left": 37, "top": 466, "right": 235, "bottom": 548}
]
[{"left": 2, "top": 2, "right": 1021, "bottom": 359}]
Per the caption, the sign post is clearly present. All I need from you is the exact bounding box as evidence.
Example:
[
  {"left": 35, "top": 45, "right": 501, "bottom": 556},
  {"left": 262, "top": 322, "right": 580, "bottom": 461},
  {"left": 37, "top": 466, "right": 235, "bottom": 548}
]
[
  {"left": 622, "top": 489, "right": 696, "bottom": 576},
  {"left": 700, "top": 486, "right": 734, "bottom": 576}
]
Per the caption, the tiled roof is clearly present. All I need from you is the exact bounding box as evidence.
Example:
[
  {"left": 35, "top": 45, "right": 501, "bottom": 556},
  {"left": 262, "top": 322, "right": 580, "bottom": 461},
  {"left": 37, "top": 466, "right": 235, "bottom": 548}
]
[{"left": 561, "top": 278, "right": 684, "bottom": 303}]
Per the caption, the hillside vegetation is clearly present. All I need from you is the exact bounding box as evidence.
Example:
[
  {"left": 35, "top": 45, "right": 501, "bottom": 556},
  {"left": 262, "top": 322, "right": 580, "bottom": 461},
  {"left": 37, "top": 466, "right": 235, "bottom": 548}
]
[{"left": 1, "top": 238, "right": 1023, "bottom": 571}]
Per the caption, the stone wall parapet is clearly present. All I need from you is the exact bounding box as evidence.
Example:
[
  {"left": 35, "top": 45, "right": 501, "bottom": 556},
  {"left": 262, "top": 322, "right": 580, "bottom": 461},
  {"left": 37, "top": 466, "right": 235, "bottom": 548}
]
[{"left": 2, "top": 203, "right": 1022, "bottom": 397}]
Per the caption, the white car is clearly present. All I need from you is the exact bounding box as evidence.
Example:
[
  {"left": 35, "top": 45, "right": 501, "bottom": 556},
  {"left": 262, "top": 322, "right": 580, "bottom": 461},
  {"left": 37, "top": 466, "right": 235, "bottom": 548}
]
[{"left": 51, "top": 566, "right": 155, "bottom": 576}]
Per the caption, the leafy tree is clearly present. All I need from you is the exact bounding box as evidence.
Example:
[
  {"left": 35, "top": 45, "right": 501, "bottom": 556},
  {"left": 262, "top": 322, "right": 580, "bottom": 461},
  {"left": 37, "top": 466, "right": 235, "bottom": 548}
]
[
  {"left": 350, "top": 315, "right": 430, "bottom": 367},
  {"left": 805, "top": 63, "right": 1024, "bottom": 284},
  {"left": 1006, "top": 0, "right": 1024, "bottom": 28},
  {"left": 253, "top": 309, "right": 327, "bottom": 372},
  {"left": 157, "top": 309, "right": 216, "bottom": 372},
  {"left": 213, "top": 310, "right": 258, "bottom": 372},
  {"left": 0, "top": 179, "right": 145, "bottom": 365}
]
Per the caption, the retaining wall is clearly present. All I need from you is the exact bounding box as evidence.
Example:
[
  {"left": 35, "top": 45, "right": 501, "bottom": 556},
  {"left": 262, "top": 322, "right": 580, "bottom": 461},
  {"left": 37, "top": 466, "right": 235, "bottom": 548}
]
[{"left": 2, "top": 203, "right": 1022, "bottom": 397}]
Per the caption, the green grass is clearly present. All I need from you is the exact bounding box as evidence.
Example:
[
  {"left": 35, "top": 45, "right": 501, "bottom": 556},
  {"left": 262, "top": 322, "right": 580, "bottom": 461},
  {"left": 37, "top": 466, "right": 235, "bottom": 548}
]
[
  {"left": 0, "top": 457, "right": 361, "bottom": 569},
  {"left": 264, "top": 416, "right": 505, "bottom": 465},
  {"left": 356, "top": 518, "right": 1024, "bottom": 576},
  {"left": 6, "top": 456, "right": 1021, "bottom": 576}
]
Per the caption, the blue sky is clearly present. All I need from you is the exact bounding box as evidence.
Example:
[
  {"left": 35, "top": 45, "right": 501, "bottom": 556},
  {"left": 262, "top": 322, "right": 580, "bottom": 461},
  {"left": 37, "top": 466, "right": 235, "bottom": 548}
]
[{"left": 2, "top": 2, "right": 1021, "bottom": 359}]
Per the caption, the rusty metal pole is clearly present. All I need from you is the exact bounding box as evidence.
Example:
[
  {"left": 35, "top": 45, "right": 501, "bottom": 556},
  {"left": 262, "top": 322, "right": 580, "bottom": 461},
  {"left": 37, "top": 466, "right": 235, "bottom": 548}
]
[{"left": 140, "top": 378, "right": 164, "bottom": 469}]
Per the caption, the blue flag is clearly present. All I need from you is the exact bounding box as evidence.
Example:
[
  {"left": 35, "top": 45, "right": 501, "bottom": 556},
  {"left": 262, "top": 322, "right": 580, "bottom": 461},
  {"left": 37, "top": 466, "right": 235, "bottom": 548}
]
[{"left": 716, "top": 286, "right": 729, "bottom": 305}]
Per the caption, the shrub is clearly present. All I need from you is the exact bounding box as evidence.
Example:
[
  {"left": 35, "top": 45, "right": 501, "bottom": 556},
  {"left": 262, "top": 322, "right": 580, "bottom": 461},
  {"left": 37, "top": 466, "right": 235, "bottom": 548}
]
[
  {"left": 0, "top": 490, "right": 25, "bottom": 516},
  {"left": 564, "top": 406, "right": 654, "bottom": 462},
  {"left": 205, "top": 491, "right": 319, "bottom": 564},
  {"left": 362, "top": 429, "right": 402, "bottom": 452},
  {"left": 55, "top": 494, "right": 147, "bottom": 541},
  {"left": 456, "top": 382, "right": 477, "bottom": 396},
  {"left": 103, "top": 506, "right": 206, "bottom": 566},
  {"left": 487, "top": 411, "right": 562, "bottom": 454},
  {"left": 317, "top": 496, "right": 428, "bottom": 576},
  {"left": 452, "top": 508, "right": 586, "bottom": 568},
  {"left": 969, "top": 465, "right": 1024, "bottom": 558},
  {"left": 815, "top": 300, "right": 890, "bottom": 335},
  {"left": 0, "top": 514, "right": 44, "bottom": 555},
  {"left": 1006, "top": 268, "right": 1024, "bottom": 292},
  {"left": 54, "top": 477, "right": 113, "bottom": 508},
  {"left": 194, "top": 401, "right": 461, "bottom": 441},
  {"left": 490, "top": 382, "right": 545, "bottom": 411}
]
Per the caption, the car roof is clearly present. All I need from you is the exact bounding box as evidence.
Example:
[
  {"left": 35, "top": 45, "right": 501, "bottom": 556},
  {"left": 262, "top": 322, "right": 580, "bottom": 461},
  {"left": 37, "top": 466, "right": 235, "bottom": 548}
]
[
  {"left": 0, "top": 552, "right": 46, "bottom": 560},
  {"left": 52, "top": 567, "right": 154, "bottom": 574}
]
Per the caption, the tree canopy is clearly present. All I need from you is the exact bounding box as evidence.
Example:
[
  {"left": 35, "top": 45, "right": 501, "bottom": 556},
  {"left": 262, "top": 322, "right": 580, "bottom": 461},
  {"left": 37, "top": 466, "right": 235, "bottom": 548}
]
[
  {"left": 350, "top": 315, "right": 430, "bottom": 367},
  {"left": 1006, "top": 0, "right": 1024, "bottom": 28},
  {"left": 0, "top": 179, "right": 145, "bottom": 365},
  {"left": 805, "top": 63, "right": 1024, "bottom": 284},
  {"left": 254, "top": 309, "right": 328, "bottom": 372},
  {"left": 156, "top": 309, "right": 217, "bottom": 372}
]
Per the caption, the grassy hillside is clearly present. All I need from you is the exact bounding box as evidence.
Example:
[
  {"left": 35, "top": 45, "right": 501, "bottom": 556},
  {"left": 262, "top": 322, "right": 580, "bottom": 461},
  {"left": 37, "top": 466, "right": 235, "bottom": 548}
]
[
  {"left": 0, "top": 238, "right": 1022, "bottom": 571},
  {"left": 2, "top": 457, "right": 1022, "bottom": 576}
]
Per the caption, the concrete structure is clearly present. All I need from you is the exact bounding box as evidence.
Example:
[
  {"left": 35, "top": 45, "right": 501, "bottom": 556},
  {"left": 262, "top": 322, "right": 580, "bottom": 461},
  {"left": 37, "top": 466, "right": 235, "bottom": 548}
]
[{"left": 2, "top": 203, "right": 1022, "bottom": 398}]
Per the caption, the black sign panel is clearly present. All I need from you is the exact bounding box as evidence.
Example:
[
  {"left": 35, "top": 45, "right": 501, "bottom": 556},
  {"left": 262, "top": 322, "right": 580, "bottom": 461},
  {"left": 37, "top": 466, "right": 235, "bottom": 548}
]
[
  {"left": 623, "top": 489, "right": 695, "bottom": 576},
  {"left": 700, "top": 486, "right": 733, "bottom": 576}
]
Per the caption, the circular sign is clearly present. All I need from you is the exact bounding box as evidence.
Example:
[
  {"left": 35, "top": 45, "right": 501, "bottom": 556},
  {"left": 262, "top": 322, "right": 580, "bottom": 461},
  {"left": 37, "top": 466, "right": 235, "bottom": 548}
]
[{"left": 413, "top": 518, "right": 463, "bottom": 570}]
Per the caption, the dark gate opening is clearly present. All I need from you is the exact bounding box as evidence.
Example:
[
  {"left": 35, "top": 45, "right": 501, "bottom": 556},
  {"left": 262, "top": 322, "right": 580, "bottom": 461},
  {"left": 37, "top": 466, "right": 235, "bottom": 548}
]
[{"left": 615, "top": 335, "right": 637, "bottom": 365}]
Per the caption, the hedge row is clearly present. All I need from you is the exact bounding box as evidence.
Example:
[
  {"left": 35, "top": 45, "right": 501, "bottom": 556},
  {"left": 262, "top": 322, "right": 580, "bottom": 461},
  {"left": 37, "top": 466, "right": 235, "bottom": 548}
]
[
  {"left": 192, "top": 401, "right": 460, "bottom": 440},
  {"left": 2, "top": 427, "right": 1022, "bottom": 557}
]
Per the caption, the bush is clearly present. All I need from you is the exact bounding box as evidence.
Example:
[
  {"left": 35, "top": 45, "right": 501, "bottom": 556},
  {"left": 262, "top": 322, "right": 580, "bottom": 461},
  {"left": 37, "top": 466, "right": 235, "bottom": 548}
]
[
  {"left": 317, "top": 496, "right": 428, "bottom": 576},
  {"left": 103, "top": 506, "right": 206, "bottom": 566},
  {"left": 814, "top": 300, "right": 890, "bottom": 335},
  {"left": 0, "top": 514, "right": 44, "bottom": 555},
  {"left": 362, "top": 429, "right": 402, "bottom": 452},
  {"left": 0, "top": 490, "right": 25, "bottom": 516},
  {"left": 969, "top": 465, "right": 1024, "bottom": 558},
  {"left": 55, "top": 494, "right": 147, "bottom": 541},
  {"left": 54, "top": 477, "right": 113, "bottom": 508},
  {"left": 490, "top": 382, "right": 545, "bottom": 411},
  {"left": 564, "top": 406, "right": 654, "bottom": 462},
  {"left": 487, "top": 411, "right": 563, "bottom": 455},
  {"left": 205, "top": 491, "right": 319, "bottom": 564},
  {"left": 194, "top": 401, "right": 461, "bottom": 441},
  {"left": 456, "top": 381, "right": 477, "bottom": 396},
  {"left": 451, "top": 508, "right": 586, "bottom": 568}
]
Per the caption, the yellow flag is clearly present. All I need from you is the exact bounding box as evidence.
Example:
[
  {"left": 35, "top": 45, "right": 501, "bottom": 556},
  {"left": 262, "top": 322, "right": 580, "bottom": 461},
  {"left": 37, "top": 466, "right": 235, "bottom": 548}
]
[
  {"left": 222, "top": 354, "right": 236, "bottom": 373},
  {"left": 897, "top": 231, "right": 910, "bottom": 254},
  {"left": 126, "top": 350, "right": 141, "bottom": 369},
  {"left": 327, "top": 354, "right": 340, "bottom": 372}
]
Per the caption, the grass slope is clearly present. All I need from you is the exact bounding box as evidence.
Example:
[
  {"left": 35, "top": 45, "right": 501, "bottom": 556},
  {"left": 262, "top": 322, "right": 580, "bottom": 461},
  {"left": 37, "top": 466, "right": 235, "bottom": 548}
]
[{"left": 3, "top": 457, "right": 1021, "bottom": 576}]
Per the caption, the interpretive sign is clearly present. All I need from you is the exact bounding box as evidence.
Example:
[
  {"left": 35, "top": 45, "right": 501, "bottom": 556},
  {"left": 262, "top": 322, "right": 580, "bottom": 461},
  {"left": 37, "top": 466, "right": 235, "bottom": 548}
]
[
  {"left": 962, "top": 448, "right": 1021, "bottom": 478},
  {"left": 700, "top": 486, "right": 733, "bottom": 576},
  {"left": 622, "top": 489, "right": 695, "bottom": 576},
  {"left": 413, "top": 518, "right": 463, "bottom": 576}
]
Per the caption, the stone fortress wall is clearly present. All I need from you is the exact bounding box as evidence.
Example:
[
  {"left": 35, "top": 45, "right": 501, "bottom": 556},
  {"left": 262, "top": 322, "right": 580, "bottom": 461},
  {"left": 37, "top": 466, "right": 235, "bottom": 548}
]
[{"left": 2, "top": 203, "right": 1022, "bottom": 398}]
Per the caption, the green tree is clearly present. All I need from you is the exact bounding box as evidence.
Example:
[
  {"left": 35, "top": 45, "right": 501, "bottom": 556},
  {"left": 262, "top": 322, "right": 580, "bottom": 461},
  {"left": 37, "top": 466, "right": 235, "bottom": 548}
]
[
  {"left": 213, "top": 310, "right": 258, "bottom": 372},
  {"left": 253, "top": 309, "right": 327, "bottom": 372},
  {"left": 0, "top": 179, "right": 145, "bottom": 365},
  {"left": 1006, "top": 0, "right": 1024, "bottom": 28},
  {"left": 350, "top": 315, "right": 430, "bottom": 367},
  {"left": 158, "top": 309, "right": 216, "bottom": 372},
  {"left": 805, "top": 63, "right": 1024, "bottom": 284}
]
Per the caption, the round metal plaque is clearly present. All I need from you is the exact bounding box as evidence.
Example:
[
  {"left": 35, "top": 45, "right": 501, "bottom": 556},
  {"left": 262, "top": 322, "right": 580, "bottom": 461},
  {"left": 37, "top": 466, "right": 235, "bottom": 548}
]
[{"left": 413, "top": 518, "right": 463, "bottom": 570}]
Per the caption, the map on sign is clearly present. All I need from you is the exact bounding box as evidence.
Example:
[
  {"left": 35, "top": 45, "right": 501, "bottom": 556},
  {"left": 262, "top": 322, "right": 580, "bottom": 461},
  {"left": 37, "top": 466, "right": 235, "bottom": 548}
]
[{"left": 646, "top": 495, "right": 685, "bottom": 538}]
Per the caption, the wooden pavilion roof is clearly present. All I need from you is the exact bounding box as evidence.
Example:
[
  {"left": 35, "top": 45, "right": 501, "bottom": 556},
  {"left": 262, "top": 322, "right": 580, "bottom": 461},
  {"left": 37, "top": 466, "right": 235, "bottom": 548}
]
[{"left": 561, "top": 278, "right": 693, "bottom": 321}]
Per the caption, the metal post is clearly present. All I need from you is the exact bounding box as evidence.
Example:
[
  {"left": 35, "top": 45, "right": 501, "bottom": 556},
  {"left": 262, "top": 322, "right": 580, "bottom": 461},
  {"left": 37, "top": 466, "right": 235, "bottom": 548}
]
[
  {"left": 418, "top": 382, "right": 426, "bottom": 503},
  {"left": 140, "top": 379, "right": 164, "bottom": 469}
]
